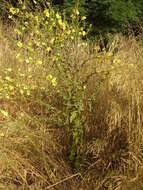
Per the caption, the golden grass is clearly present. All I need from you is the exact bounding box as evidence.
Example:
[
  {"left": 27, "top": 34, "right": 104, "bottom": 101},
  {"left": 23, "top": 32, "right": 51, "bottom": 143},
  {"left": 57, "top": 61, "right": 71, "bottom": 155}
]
[
  {"left": 0, "top": 22, "right": 142, "bottom": 189},
  {"left": 83, "top": 35, "right": 143, "bottom": 190}
]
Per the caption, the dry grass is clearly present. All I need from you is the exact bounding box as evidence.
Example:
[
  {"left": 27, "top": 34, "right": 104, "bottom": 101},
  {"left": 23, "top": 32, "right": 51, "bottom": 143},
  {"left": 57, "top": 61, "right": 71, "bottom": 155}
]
[
  {"left": 83, "top": 35, "right": 143, "bottom": 190},
  {"left": 0, "top": 21, "right": 142, "bottom": 190}
]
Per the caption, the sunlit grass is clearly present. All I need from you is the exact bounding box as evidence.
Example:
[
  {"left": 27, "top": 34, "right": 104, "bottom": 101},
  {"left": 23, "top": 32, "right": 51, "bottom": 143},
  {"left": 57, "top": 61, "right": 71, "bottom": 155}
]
[{"left": 0, "top": 4, "right": 142, "bottom": 189}]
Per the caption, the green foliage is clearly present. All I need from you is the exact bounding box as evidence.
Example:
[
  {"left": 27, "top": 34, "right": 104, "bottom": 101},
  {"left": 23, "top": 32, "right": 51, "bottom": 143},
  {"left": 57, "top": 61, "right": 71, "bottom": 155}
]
[
  {"left": 1, "top": 0, "right": 143, "bottom": 34},
  {"left": 84, "top": 0, "right": 142, "bottom": 33},
  {"left": 0, "top": 0, "right": 9, "bottom": 18},
  {"left": 53, "top": 0, "right": 143, "bottom": 34}
]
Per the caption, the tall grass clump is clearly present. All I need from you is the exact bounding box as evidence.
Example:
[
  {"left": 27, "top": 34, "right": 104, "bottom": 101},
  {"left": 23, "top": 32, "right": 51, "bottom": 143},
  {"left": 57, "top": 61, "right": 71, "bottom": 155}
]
[
  {"left": 83, "top": 35, "right": 143, "bottom": 190},
  {"left": 0, "top": 0, "right": 142, "bottom": 189}
]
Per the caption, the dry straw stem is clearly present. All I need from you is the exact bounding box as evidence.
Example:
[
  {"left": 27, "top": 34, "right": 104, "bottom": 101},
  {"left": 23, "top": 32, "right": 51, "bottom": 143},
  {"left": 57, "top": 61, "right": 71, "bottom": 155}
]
[{"left": 45, "top": 173, "right": 81, "bottom": 190}]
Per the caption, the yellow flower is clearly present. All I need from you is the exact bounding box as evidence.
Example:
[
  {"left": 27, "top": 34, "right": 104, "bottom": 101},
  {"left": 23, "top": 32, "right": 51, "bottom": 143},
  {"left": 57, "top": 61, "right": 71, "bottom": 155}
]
[
  {"left": 22, "top": 26, "right": 26, "bottom": 31},
  {"left": 66, "top": 30, "right": 71, "bottom": 35},
  {"left": 6, "top": 95, "right": 10, "bottom": 99},
  {"left": 20, "top": 112, "right": 24, "bottom": 117},
  {"left": 22, "top": 5, "right": 26, "bottom": 10},
  {"left": 0, "top": 133, "right": 5, "bottom": 137},
  {"left": 5, "top": 76, "right": 12, "bottom": 82},
  {"left": 33, "top": 0, "right": 37, "bottom": 4},
  {"left": 24, "top": 22, "right": 28, "bottom": 27},
  {"left": 42, "top": 42, "right": 46, "bottom": 46},
  {"left": 35, "top": 16, "right": 38, "bottom": 22},
  {"left": 107, "top": 52, "right": 113, "bottom": 57},
  {"left": 16, "top": 53, "right": 20, "bottom": 59},
  {"left": 62, "top": 23, "right": 66, "bottom": 30},
  {"left": 14, "top": 29, "right": 21, "bottom": 35},
  {"left": 83, "top": 85, "right": 86, "bottom": 90},
  {"left": 18, "top": 0, "right": 22, "bottom": 4},
  {"left": 25, "top": 59, "right": 30, "bottom": 64},
  {"left": 7, "top": 68, "right": 12, "bottom": 72},
  {"left": 44, "top": 10, "right": 49, "bottom": 18},
  {"left": 9, "top": 85, "right": 14, "bottom": 91},
  {"left": 113, "top": 58, "right": 121, "bottom": 64},
  {"left": 26, "top": 90, "right": 30, "bottom": 96},
  {"left": 82, "top": 31, "right": 86, "bottom": 36},
  {"left": 0, "top": 110, "right": 8, "bottom": 117},
  {"left": 46, "top": 74, "right": 52, "bottom": 81},
  {"left": 16, "top": 8, "right": 19, "bottom": 14},
  {"left": 58, "top": 19, "right": 63, "bottom": 26},
  {"left": 46, "top": 47, "right": 51, "bottom": 52},
  {"left": 81, "top": 16, "right": 86, "bottom": 21},
  {"left": 20, "top": 89, "right": 24, "bottom": 95},
  {"left": 36, "top": 60, "right": 42, "bottom": 65},
  {"left": 17, "top": 41, "right": 23, "bottom": 48},
  {"left": 50, "top": 38, "right": 55, "bottom": 44},
  {"left": 56, "top": 13, "right": 61, "bottom": 19},
  {"left": 72, "top": 29, "right": 75, "bottom": 33},
  {"left": 74, "top": 9, "right": 79, "bottom": 15},
  {"left": 8, "top": 15, "right": 12, "bottom": 19},
  {"left": 10, "top": 7, "right": 16, "bottom": 15},
  {"left": 82, "top": 42, "right": 88, "bottom": 47},
  {"left": 51, "top": 77, "right": 57, "bottom": 87},
  {"left": 129, "top": 64, "right": 135, "bottom": 68}
]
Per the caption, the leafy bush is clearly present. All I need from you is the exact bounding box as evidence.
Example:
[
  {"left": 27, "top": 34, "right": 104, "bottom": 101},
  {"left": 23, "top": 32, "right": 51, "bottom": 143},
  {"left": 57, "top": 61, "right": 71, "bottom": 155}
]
[{"left": 7, "top": 1, "right": 90, "bottom": 168}]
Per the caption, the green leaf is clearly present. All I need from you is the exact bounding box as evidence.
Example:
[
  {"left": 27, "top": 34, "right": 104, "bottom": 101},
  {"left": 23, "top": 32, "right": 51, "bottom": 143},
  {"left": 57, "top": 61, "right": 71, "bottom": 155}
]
[{"left": 70, "top": 111, "right": 77, "bottom": 123}]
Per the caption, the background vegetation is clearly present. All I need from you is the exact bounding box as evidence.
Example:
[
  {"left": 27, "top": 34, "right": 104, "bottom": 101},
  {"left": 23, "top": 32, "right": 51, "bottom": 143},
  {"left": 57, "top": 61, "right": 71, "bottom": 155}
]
[
  {"left": 53, "top": 0, "right": 143, "bottom": 34},
  {"left": 0, "top": 0, "right": 142, "bottom": 189},
  {"left": 1, "top": 0, "right": 143, "bottom": 34}
]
